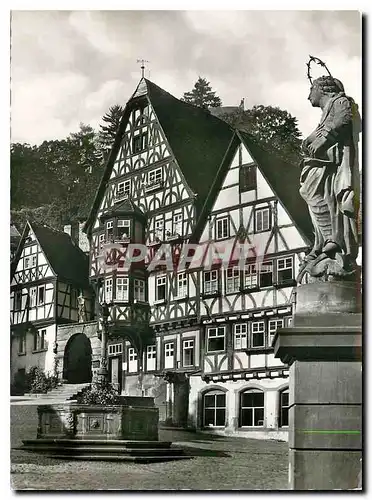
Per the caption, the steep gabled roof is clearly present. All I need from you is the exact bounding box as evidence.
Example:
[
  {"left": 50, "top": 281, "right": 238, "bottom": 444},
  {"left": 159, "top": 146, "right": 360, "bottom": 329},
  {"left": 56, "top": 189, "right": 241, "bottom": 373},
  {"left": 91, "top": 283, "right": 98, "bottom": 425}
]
[
  {"left": 84, "top": 78, "right": 235, "bottom": 234},
  {"left": 11, "top": 221, "right": 90, "bottom": 289},
  {"left": 101, "top": 197, "right": 146, "bottom": 221},
  {"left": 191, "top": 130, "right": 313, "bottom": 246}
]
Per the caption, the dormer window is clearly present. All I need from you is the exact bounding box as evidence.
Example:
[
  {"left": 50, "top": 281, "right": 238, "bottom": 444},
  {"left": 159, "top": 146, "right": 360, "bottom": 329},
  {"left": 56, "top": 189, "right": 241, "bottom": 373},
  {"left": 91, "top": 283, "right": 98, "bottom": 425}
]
[{"left": 117, "top": 220, "right": 131, "bottom": 241}]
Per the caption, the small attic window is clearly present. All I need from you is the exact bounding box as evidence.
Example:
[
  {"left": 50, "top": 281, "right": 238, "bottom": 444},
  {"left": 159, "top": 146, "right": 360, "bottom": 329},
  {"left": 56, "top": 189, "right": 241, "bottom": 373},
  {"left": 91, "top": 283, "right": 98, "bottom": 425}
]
[
  {"left": 133, "top": 132, "right": 148, "bottom": 154},
  {"left": 240, "top": 164, "right": 257, "bottom": 192}
]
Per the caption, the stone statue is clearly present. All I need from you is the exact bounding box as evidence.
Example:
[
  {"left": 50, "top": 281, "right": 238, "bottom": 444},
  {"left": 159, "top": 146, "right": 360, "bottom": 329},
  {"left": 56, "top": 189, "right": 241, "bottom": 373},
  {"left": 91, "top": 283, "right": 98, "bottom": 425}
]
[
  {"left": 77, "top": 292, "right": 86, "bottom": 323},
  {"left": 298, "top": 64, "right": 361, "bottom": 282}
]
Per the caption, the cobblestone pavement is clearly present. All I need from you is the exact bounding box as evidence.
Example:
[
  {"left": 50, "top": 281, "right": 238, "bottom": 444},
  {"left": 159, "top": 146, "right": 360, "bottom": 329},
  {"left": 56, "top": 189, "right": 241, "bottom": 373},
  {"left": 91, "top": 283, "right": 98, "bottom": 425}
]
[{"left": 10, "top": 404, "right": 289, "bottom": 491}]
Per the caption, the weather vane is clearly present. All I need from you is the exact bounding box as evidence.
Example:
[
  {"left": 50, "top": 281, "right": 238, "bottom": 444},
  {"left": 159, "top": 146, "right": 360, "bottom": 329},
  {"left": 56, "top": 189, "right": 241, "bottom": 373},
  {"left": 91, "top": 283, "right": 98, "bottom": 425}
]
[
  {"left": 137, "top": 59, "right": 150, "bottom": 78},
  {"left": 306, "top": 55, "right": 334, "bottom": 85}
]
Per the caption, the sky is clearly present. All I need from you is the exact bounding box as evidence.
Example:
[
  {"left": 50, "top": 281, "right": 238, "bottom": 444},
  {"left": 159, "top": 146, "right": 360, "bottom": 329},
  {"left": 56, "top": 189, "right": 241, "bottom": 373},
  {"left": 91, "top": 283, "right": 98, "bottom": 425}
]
[{"left": 10, "top": 9, "right": 362, "bottom": 145}]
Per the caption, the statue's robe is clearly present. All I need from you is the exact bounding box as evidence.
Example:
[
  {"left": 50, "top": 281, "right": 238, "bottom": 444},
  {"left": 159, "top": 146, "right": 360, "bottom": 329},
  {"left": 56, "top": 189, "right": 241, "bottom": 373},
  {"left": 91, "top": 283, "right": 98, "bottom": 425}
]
[{"left": 300, "top": 92, "right": 360, "bottom": 261}]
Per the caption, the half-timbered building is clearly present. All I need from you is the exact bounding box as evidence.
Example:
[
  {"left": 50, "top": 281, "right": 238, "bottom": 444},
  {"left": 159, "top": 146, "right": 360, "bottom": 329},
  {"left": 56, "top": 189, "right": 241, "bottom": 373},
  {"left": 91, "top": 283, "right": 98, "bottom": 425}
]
[
  {"left": 83, "top": 77, "right": 313, "bottom": 438},
  {"left": 10, "top": 222, "right": 94, "bottom": 389}
]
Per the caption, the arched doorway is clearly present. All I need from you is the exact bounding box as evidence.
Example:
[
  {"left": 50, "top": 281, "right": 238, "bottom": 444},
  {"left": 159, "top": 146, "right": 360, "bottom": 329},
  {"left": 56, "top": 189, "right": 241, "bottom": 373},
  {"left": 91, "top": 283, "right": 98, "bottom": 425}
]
[{"left": 63, "top": 333, "right": 92, "bottom": 384}]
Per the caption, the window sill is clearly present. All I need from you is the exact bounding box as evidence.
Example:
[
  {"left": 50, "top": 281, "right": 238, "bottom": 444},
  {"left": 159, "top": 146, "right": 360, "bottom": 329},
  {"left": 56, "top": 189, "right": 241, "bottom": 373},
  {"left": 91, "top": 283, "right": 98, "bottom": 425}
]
[
  {"left": 274, "top": 280, "right": 296, "bottom": 288},
  {"left": 206, "top": 350, "right": 226, "bottom": 355},
  {"left": 174, "top": 296, "right": 188, "bottom": 302},
  {"left": 145, "top": 182, "right": 164, "bottom": 193},
  {"left": 239, "top": 426, "right": 265, "bottom": 430},
  {"left": 254, "top": 228, "right": 271, "bottom": 234},
  {"left": 225, "top": 290, "right": 240, "bottom": 296},
  {"left": 32, "top": 349, "right": 47, "bottom": 354},
  {"left": 148, "top": 239, "right": 162, "bottom": 247},
  {"left": 215, "top": 236, "right": 230, "bottom": 242},
  {"left": 18, "top": 352, "right": 26, "bottom": 356},
  {"left": 113, "top": 300, "right": 129, "bottom": 304},
  {"left": 240, "top": 286, "right": 259, "bottom": 293},
  {"left": 201, "top": 292, "right": 220, "bottom": 299},
  {"left": 153, "top": 299, "right": 166, "bottom": 306}
]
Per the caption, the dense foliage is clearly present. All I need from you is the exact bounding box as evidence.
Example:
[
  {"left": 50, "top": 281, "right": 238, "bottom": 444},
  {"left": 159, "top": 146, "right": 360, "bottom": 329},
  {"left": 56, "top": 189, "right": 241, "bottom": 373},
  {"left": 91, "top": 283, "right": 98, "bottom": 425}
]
[
  {"left": 219, "top": 105, "right": 302, "bottom": 164},
  {"left": 77, "top": 379, "right": 119, "bottom": 405},
  {"left": 181, "top": 77, "right": 222, "bottom": 109},
  {"left": 11, "top": 366, "right": 59, "bottom": 395}
]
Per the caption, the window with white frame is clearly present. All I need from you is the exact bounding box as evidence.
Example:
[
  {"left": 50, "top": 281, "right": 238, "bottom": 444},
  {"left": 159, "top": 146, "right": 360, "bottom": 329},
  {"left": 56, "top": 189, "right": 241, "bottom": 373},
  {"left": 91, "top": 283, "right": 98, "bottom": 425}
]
[
  {"left": 29, "top": 287, "right": 37, "bottom": 308},
  {"left": 106, "top": 221, "right": 114, "bottom": 242},
  {"left": 279, "top": 389, "right": 289, "bottom": 427},
  {"left": 240, "top": 389, "right": 264, "bottom": 427},
  {"left": 182, "top": 339, "right": 194, "bottom": 367},
  {"left": 156, "top": 275, "right": 167, "bottom": 301},
  {"left": 37, "top": 286, "right": 45, "bottom": 306},
  {"left": 18, "top": 334, "right": 26, "bottom": 354},
  {"left": 255, "top": 207, "right": 271, "bottom": 232},
  {"left": 116, "top": 277, "right": 129, "bottom": 301},
  {"left": 117, "top": 220, "right": 131, "bottom": 240},
  {"left": 147, "top": 167, "right": 162, "bottom": 185},
  {"left": 251, "top": 321, "right": 265, "bottom": 347},
  {"left": 225, "top": 267, "right": 240, "bottom": 293},
  {"left": 203, "top": 270, "right": 219, "bottom": 295},
  {"left": 203, "top": 390, "right": 226, "bottom": 427},
  {"left": 154, "top": 218, "right": 164, "bottom": 240},
  {"left": 14, "top": 291, "right": 22, "bottom": 311},
  {"left": 244, "top": 264, "right": 258, "bottom": 289},
  {"left": 146, "top": 345, "right": 156, "bottom": 371},
  {"left": 207, "top": 327, "right": 225, "bottom": 352},
  {"left": 172, "top": 213, "right": 182, "bottom": 235},
  {"left": 105, "top": 278, "right": 113, "bottom": 302},
  {"left": 268, "top": 319, "right": 284, "bottom": 346},
  {"left": 234, "top": 323, "right": 248, "bottom": 349},
  {"left": 33, "top": 329, "right": 46, "bottom": 351},
  {"left": 133, "top": 132, "right": 148, "bottom": 153},
  {"left": 24, "top": 254, "right": 37, "bottom": 269},
  {"left": 164, "top": 342, "right": 174, "bottom": 369},
  {"left": 260, "top": 261, "right": 273, "bottom": 288},
  {"left": 108, "top": 343, "right": 123, "bottom": 355},
  {"left": 215, "top": 217, "right": 229, "bottom": 240},
  {"left": 117, "top": 180, "right": 131, "bottom": 196},
  {"left": 128, "top": 347, "right": 138, "bottom": 372},
  {"left": 176, "top": 272, "right": 188, "bottom": 298},
  {"left": 277, "top": 257, "right": 294, "bottom": 284},
  {"left": 134, "top": 279, "right": 145, "bottom": 302}
]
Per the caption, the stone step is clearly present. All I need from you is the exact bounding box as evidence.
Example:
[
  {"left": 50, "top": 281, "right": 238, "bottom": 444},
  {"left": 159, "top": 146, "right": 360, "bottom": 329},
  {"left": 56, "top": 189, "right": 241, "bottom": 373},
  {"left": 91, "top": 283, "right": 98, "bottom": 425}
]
[
  {"left": 43, "top": 454, "right": 190, "bottom": 463},
  {"left": 22, "top": 439, "right": 171, "bottom": 448},
  {"left": 20, "top": 445, "right": 182, "bottom": 456}
]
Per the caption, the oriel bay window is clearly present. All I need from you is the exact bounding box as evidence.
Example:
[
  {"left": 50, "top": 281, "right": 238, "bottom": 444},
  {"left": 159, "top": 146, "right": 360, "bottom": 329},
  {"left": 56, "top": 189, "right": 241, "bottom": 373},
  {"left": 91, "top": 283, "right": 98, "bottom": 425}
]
[
  {"left": 117, "top": 220, "right": 131, "bottom": 240},
  {"left": 207, "top": 327, "right": 225, "bottom": 353},
  {"left": 240, "top": 390, "right": 265, "bottom": 427},
  {"left": 155, "top": 275, "right": 166, "bottom": 302},
  {"left": 203, "top": 270, "right": 219, "bottom": 295},
  {"left": 134, "top": 279, "right": 145, "bottom": 302},
  {"left": 116, "top": 277, "right": 129, "bottom": 301},
  {"left": 182, "top": 339, "right": 195, "bottom": 367},
  {"left": 203, "top": 390, "right": 226, "bottom": 427},
  {"left": 234, "top": 323, "right": 248, "bottom": 349},
  {"left": 259, "top": 261, "right": 273, "bottom": 288},
  {"left": 277, "top": 257, "right": 294, "bottom": 285},
  {"left": 225, "top": 266, "right": 240, "bottom": 293},
  {"left": 251, "top": 321, "right": 265, "bottom": 348}
]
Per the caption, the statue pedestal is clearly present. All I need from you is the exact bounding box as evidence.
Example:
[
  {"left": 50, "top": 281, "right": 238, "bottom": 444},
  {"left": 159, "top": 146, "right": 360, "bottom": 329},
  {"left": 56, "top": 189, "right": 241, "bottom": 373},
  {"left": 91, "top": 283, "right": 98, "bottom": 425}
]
[{"left": 274, "top": 281, "right": 362, "bottom": 490}]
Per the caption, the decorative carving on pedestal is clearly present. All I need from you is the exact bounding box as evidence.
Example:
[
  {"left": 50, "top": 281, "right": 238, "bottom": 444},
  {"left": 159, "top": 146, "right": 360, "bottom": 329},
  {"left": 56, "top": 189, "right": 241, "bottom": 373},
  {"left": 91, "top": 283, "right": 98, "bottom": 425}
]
[{"left": 297, "top": 56, "right": 361, "bottom": 284}]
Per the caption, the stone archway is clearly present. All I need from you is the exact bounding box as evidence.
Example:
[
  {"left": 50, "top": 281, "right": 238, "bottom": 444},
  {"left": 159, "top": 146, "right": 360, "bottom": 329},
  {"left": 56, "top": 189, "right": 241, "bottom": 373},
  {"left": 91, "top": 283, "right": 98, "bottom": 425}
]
[{"left": 63, "top": 333, "right": 92, "bottom": 384}]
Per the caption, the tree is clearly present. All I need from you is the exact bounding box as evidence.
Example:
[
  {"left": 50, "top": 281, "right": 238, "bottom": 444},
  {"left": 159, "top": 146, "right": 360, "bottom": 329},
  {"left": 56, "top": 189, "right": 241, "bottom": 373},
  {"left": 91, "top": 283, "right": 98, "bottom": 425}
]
[
  {"left": 181, "top": 77, "right": 222, "bottom": 109},
  {"left": 219, "top": 105, "right": 302, "bottom": 163},
  {"left": 98, "top": 104, "right": 124, "bottom": 154}
]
